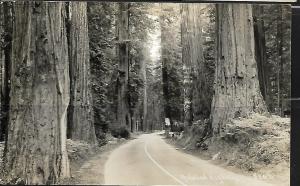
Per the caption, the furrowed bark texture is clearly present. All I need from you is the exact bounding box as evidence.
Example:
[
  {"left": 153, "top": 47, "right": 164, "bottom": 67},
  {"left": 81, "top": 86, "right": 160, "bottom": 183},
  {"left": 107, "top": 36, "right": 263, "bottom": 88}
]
[
  {"left": 0, "top": 2, "right": 13, "bottom": 142},
  {"left": 68, "top": 2, "right": 96, "bottom": 144},
  {"left": 181, "top": 4, "right": 193, "bottom": 126},
  {"left": 211, "top": 4, "right": 267, "bottom": 134},
  {"left": 0, "top": 4, "right": 5, "bottom": 141},
  {"left": 191, "top": 5, "right": 212, "bottom": 122},
  {"left": 4, "top": 2, "right": 70, "bottom": 184},
  {"left": 253, "top": 5, "right": 269, "bottom": 108},
  {"left": 116, "top": 3, "right": 131, "bottom": 129},
  {"left": 182, "top": 4, "right": 207, "bottom": 126}
]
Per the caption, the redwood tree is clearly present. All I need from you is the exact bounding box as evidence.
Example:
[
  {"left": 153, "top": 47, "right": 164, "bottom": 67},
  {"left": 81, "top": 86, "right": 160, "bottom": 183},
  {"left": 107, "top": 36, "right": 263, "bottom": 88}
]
[
  {"left": 116, "top": 3, "right": 131, "bottom": 129},
  {"left": 0, "top": 3, "right": 5, "bottom": 141},
  {"left": 0, "top": 2, "right": 13, "bottom": 142},
  {"left": 68, "top": 2, "right": 97, "bottom": 144},
  {"left": 253, "top": 5, "right": 269, "bottom": 108},
  {"left": 181, "top": 4, "right": 208, "bottom": 126},
  {"left": 211, "top": 4, "right": 267, "bottom": 134},
  {"left": 4, "top": 2, "right": 70, "bottom": 183},
  {"left": 160, "top": 4, "right": 183, "bottom": 131},
  {"left": 181, "top": 4, "right": 193, "bottom": 126}
]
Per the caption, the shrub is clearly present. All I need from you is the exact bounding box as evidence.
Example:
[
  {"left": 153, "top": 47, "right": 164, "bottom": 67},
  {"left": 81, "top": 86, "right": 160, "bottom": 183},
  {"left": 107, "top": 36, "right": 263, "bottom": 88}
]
[
  {"left": 96, "top": 132, "right": 107, "bottom": 146},
  {"left": 172, "top": 122, "right": 185, "bottom": 133},
  {"left": 110, "top": 126, "right": 130, "bottom": 139}
]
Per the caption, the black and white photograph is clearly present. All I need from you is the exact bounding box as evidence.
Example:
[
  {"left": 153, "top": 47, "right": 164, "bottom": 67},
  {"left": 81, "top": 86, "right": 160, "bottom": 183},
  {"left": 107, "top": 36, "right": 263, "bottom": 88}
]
[{"left": 0, "top": 1, "right": 291, "bottom": 185}]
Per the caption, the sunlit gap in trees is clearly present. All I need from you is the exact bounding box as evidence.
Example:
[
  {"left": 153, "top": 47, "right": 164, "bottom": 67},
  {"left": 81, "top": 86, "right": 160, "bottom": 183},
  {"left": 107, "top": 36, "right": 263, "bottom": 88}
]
[{"left": 147, "top": 15, "right": 161, "bottom": 65}]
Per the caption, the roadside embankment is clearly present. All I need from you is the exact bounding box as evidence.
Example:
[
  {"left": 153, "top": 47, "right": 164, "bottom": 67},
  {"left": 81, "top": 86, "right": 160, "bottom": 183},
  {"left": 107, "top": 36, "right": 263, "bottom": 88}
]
[{"left": 167, "top": 113, "right": 290, "bottom": 186}]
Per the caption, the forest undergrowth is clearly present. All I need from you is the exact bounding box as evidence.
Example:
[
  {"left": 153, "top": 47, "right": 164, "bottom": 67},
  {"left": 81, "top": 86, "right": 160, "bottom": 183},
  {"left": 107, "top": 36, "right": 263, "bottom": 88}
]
[{"left": 168, "top": 113, "right": 290, "bottom": 186}]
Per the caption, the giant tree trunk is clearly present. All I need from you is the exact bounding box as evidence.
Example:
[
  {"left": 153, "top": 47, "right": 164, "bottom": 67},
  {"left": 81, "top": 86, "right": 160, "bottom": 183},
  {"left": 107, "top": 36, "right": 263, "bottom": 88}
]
[
  {"left": 181, "top": 4, "right": 193, "bottom": 126},
  {"left": 4, "top": 2, "right": 70, "bottom": 184},
  {"left": 181, "top": 4, "right": 207, "bottom": 126},
  {"left": 211, "top": 4, "right": 267, "bottom": 134},
  {"left": 192, "top": 5, "right": 213, "bottom": 121},
  {"left": 253, "top": 5, "right": 269, "bottom": 109},
  {"left": 0, "top": 3, "right": 5, "bottom": 141},
  {"left": 116, "top": 3, "right": 131, "bottom": 129},
  {"left": 68, "top": 2, "right": 96, "bottom": 144},
  {"left": 0, "top": 2, "right": 13, "bottom": 142}
]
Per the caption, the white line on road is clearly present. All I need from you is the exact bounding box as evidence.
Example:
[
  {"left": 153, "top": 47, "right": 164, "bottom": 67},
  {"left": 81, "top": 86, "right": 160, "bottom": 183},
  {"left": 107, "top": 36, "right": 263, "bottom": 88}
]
[{"left": 144, "top": 141, "right": 187, "bottom": 186}]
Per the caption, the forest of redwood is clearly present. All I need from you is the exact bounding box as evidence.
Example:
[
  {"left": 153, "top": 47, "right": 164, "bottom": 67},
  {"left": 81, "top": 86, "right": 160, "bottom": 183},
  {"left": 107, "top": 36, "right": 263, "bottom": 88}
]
[{"left": 0, "top": 1, "right": 290, "bottom": 185}]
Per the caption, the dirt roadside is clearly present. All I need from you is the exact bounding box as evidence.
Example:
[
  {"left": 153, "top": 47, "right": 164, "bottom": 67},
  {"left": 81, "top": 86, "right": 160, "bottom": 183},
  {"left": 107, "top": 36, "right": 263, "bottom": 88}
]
[{"left": 59, "top": 133, "right": 140, "bottom": 184}]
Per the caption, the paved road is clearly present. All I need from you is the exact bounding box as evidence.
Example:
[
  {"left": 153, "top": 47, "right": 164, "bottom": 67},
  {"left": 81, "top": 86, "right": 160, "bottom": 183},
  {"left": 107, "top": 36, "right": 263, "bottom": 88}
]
[{"left": 104, "top": 132, "right": 274, "bottom": 186}]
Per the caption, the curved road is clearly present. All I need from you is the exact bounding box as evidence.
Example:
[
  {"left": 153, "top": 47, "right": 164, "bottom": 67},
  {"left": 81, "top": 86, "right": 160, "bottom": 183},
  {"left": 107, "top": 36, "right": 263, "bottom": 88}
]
[{"left": 104, "top": 132, "right": 274, "bottom": 186}]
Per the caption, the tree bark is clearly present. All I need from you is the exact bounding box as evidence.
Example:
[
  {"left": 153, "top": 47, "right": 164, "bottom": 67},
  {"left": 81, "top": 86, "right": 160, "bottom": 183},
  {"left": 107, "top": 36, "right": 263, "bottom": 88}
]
[
  {"left": 181, "top": 4, "right": 207, "bottom": 125},
  {"left": 67, "top": 2, "right": 97, "bottom": 144},
  {"left": 192, "top": 5, "right": 212, "bottom": 121},
  {"left": 181, "top": 4, "right": 193, "bottom": 126},
  {"left": 0, "top": 3, "right": 5, "bottom": 141},
  {"left": 0, "top": 2, "right": 13, "bottom": 142},
  {"left": 211, "top": 4, "right": 267, "bottom": 134},
  {"left": 160, "top": 4, "right": 173, "bottom": 131},
  {"left": 253, "top": 5, "right": 269, "bottom": 110},
  {"left": 116, "top": 3, "right": 131, "bottom": 130},
  {"left": 276, "top": 6, "right": 284, "bottom": 116},
  {"left": 141, "top": 52, "right": 147, "bottom": 132},
  {"left": 4, "top": 2, "right": 70, "bottom": 184}
]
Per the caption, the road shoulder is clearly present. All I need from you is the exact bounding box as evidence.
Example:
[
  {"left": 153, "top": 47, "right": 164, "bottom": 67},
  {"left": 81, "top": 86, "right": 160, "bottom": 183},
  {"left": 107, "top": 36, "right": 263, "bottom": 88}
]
[{"left": 59, "top": 134, "right": 135, "bottom": 184}]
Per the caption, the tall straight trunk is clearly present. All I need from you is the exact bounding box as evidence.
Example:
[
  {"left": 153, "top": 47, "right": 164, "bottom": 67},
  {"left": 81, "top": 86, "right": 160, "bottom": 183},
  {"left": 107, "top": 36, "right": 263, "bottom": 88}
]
[
  {"left": 181, "top": 4, "right": 193, "bottom": 126},
  {"left": 276, "top": 6, "right": 284, "bottom": 116},
  {"left": 0, "top": 3, "right": 5, "bottom": 141},
  {"left": 160, "top": 4, "right": 174, "bottom": 131},
  {"left": 116, "top": 3, "right": 131, "bottom": 130},
  {"left": 0, "top": 2, "right": 13, "bottom": 142},
  {"left": 141, "top": 57, "right": 147, "bottom": 132},
  {"left": 151, "top": 100, "right": 155, "bottom": 131},
  {"left": 182, "top": 4, "right": 207, "bottom": 124},
  {"left": 280, "top": 5, "right": 291, "bottom": 113},
  {"left": 192, "top": 5, "right": 212, "bottom": 121},
  {"left": 253, "top": 5, "right": 269, "bottom": 109},
  {"left": 211, "top": 4, "right": 267, "bottom": 134},
  {"left": 4, "top": 2, "right": 70, "bottom": 184},
  {"left": 68, "top": 2, "right": 96, "bottom": 144}
]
